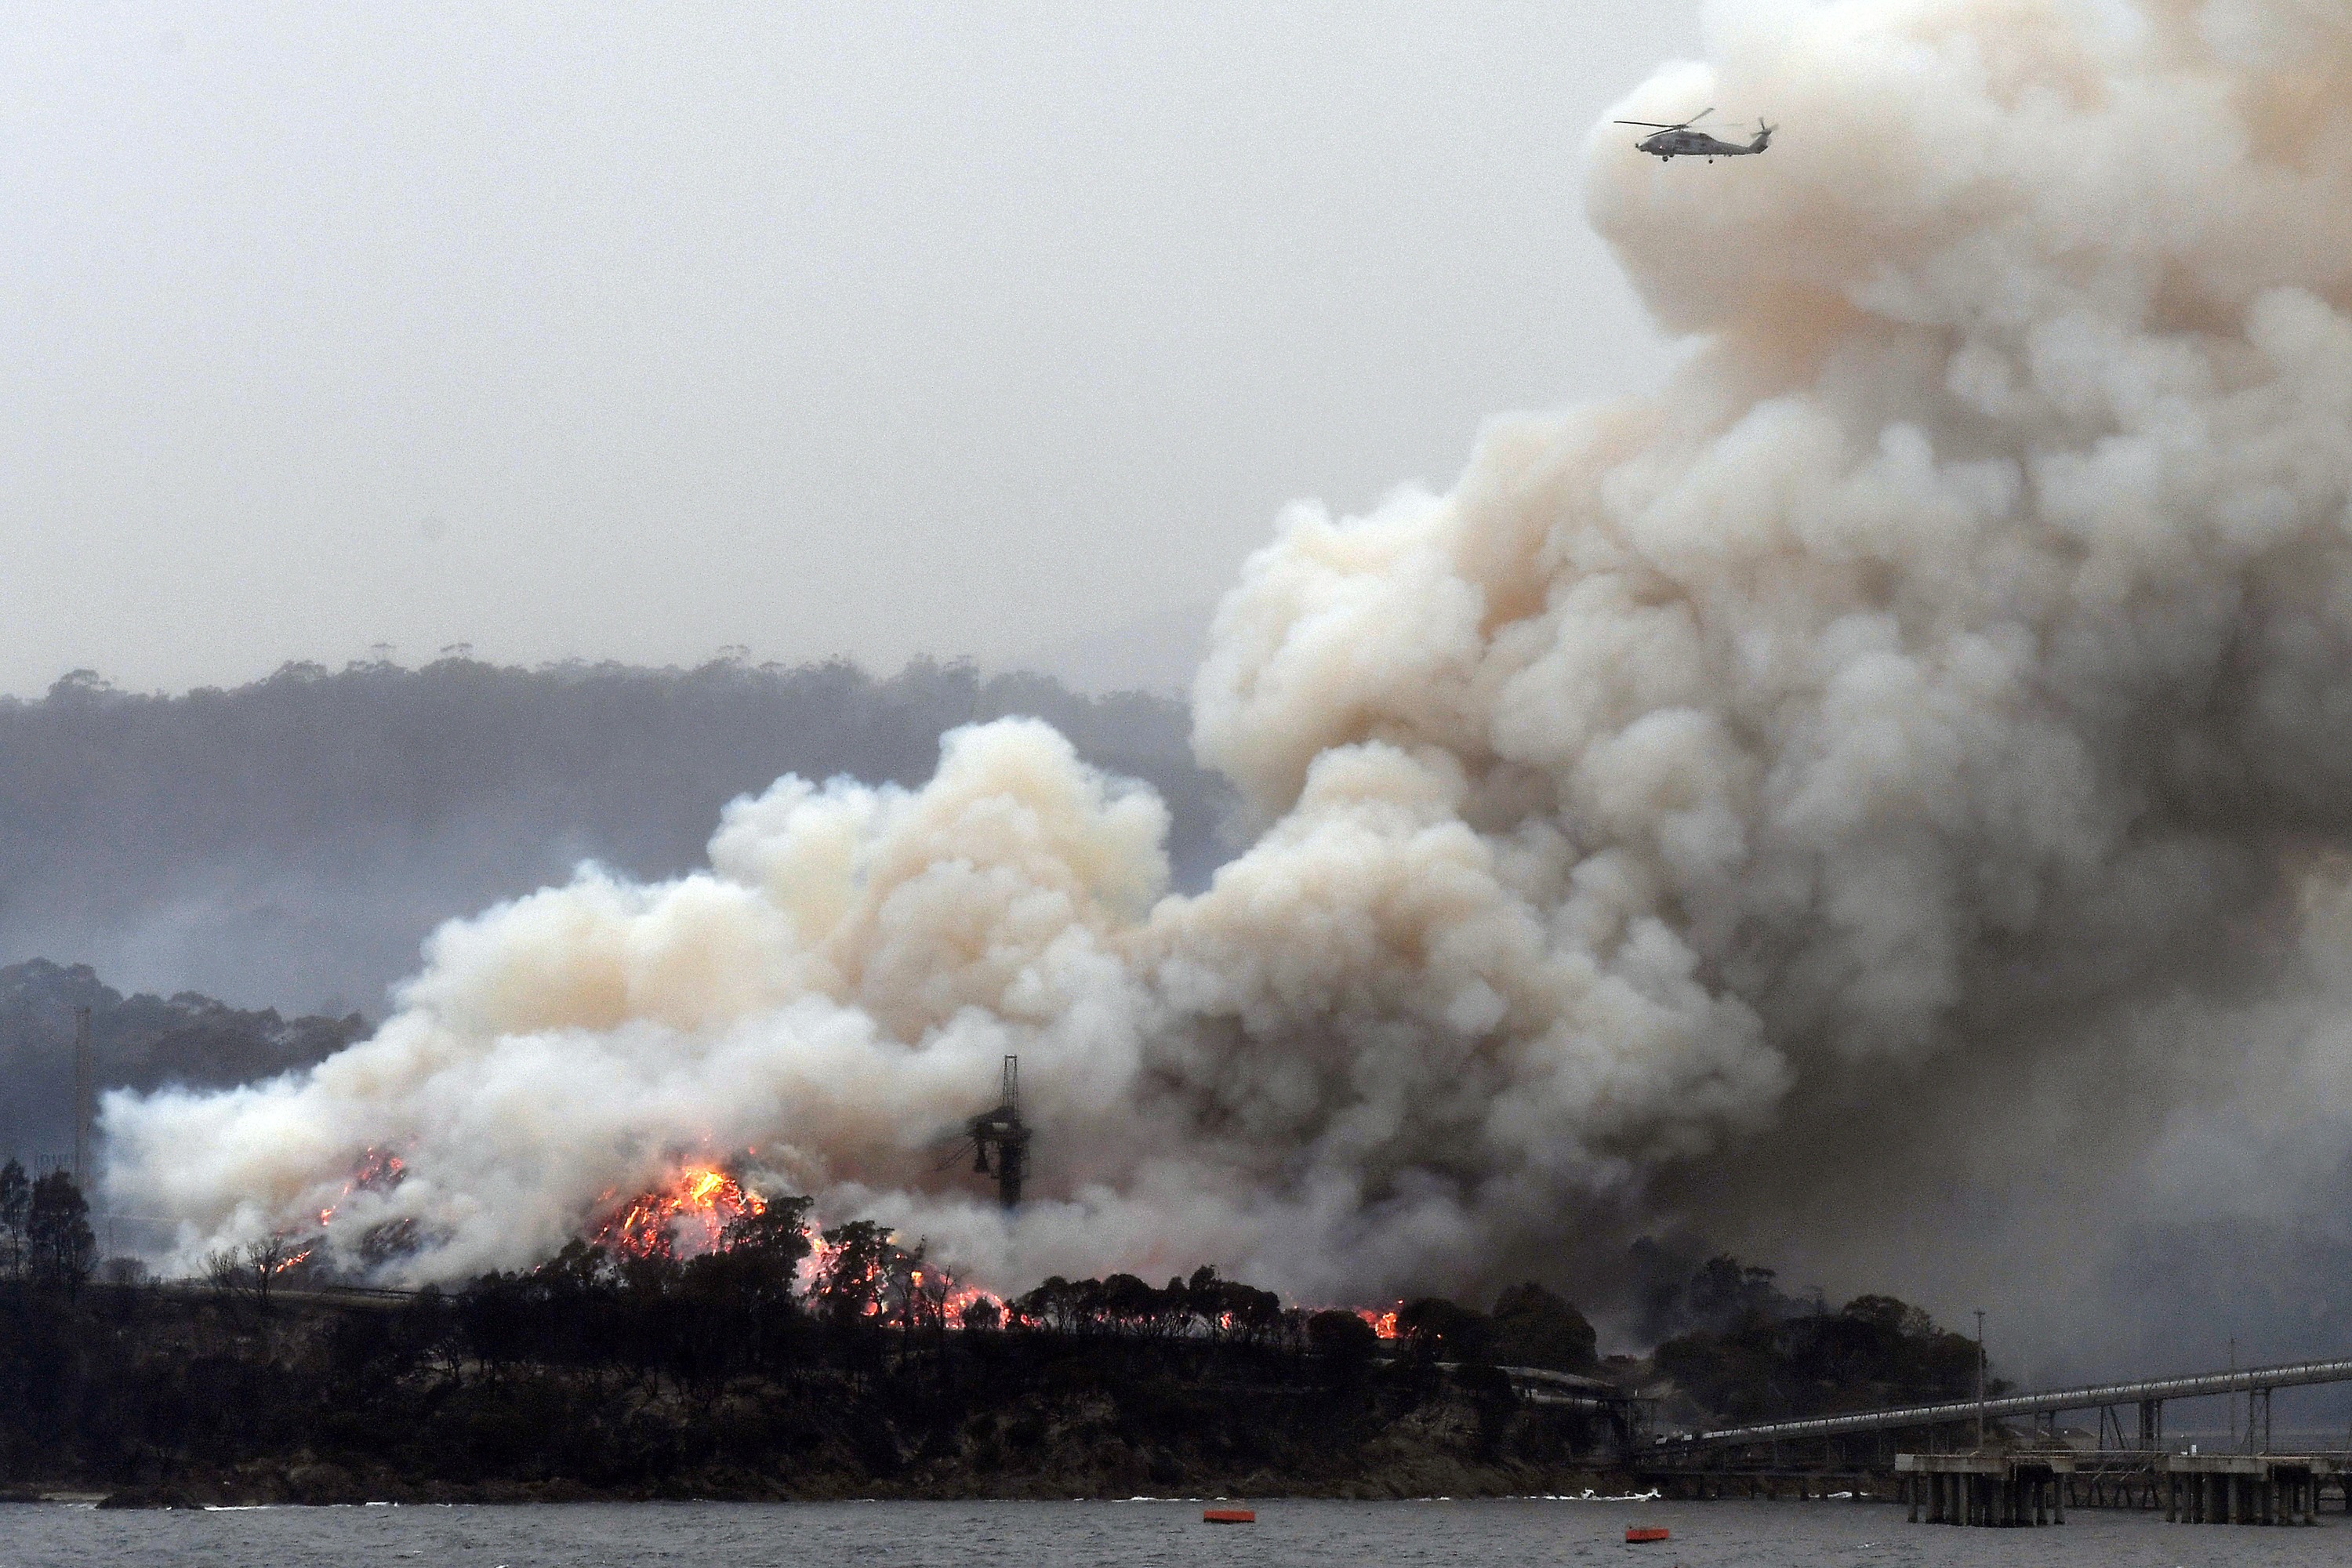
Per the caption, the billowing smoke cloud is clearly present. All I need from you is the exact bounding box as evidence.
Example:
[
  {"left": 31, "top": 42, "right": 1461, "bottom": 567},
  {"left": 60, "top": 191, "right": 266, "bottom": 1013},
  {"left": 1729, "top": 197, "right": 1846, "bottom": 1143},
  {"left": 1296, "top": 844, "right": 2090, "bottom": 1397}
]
[{"left": 108, "top": 0, "right": 2352, "bottom": 1324}]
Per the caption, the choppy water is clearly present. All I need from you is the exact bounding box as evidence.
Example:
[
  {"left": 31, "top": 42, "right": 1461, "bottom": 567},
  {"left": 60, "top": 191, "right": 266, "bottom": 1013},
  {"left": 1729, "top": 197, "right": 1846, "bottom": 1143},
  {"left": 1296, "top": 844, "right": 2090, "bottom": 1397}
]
[{"left": 0, "top": 1497, "right": 2336, "bottom": 1566}]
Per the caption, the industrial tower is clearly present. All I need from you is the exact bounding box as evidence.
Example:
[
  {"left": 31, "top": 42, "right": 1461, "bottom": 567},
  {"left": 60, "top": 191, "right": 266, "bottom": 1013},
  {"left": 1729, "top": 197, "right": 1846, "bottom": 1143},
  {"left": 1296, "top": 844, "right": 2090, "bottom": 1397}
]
[{"left": 965, "top": 1055, "right": 1030, "bottom": 1209}]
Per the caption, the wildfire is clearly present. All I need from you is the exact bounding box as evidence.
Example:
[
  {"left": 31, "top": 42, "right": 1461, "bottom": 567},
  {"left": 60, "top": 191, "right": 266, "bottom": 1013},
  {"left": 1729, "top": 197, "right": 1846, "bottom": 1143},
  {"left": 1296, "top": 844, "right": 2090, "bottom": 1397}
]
[
  {"left": 797, "top": 1231, "right": 891, "bottom": 1314},
  {"left": 317, "top": 1145, "right": 408, "bottom": 1229},
  {"left": 1356, "top": 1305, "right": 1403, "bottom": 1339},
  {"left": 944, "top": 1283, "right": 997, "bottom": 1324},
  {"left": 578, "top": 1185, "right": 1000, "bottom": 1323},
  {"left": 590, "top": 1166, "right": 766, "bottom": 1260},
  {"left": 797, "top": 1234, "right": 998, "bottom": 1326},
  {"left": 797, "top": 1232, "right": 841, "bottom": 1295}
]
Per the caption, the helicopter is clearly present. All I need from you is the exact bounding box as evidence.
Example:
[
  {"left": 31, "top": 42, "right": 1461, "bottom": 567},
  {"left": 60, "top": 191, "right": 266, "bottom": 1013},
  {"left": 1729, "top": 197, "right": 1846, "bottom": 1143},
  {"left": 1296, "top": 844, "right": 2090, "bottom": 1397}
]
[{"left": 1614, "top": 108, "right": 1774, "bottom": 162}]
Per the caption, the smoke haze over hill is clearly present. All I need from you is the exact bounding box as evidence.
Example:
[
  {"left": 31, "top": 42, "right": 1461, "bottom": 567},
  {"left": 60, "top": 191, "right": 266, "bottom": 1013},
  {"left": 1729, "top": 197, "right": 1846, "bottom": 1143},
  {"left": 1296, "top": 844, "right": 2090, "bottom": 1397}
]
[
  {"left": 0, "top": 658, "right": 1225, "bottom": 1016},
  {"left": 0, "top": 959, "right": 365, "bottom": 1174}
]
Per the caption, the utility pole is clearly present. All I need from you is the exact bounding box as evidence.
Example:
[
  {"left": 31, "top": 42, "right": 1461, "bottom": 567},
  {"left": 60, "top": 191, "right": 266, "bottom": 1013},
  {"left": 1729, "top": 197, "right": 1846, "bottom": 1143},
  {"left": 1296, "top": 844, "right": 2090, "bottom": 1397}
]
[
  {"left": 1974, "top": 1310, "right": 1987, "bottom": 1451},
  {"left": 70, "top": 1006, "right": 93, "bottom": 1192}
]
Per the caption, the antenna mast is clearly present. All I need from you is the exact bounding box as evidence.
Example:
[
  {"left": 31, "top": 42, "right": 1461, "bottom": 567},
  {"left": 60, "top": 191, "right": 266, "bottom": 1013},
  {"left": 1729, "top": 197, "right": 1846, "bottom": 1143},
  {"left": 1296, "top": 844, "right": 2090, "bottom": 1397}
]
[
  {"left": 71, "top": 1006, "right": 93, "bottom": 1191},
  {"left": 1974, "top": 1310, "right": 1987, "bottom": 1450}
]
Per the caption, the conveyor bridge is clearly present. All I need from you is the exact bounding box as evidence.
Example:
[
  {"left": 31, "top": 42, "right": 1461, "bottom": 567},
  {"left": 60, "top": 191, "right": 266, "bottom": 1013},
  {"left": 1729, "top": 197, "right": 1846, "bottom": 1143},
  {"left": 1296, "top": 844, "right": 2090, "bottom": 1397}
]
[{"left": 1656, "top": 1354, "right": 2352, "bottom": 1454}]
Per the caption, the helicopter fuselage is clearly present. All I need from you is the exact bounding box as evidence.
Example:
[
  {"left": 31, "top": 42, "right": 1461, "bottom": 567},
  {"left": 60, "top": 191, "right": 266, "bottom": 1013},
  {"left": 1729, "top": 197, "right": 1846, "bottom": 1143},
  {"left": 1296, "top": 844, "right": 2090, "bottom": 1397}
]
[{"left": 1639, "top": 128, "right": 1769, "bottom": 160}]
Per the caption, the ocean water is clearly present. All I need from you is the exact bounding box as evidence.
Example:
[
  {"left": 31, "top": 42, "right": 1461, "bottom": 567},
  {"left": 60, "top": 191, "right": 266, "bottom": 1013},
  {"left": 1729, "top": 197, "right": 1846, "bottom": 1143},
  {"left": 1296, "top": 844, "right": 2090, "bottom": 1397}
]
[{"left": 0, "top": 1496, "right": 2336, "bottom": 1567}]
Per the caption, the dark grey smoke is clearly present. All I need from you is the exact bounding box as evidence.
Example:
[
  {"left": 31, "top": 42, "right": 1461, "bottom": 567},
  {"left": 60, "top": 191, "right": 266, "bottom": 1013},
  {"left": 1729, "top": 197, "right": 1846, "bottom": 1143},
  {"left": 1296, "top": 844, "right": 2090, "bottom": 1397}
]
[{"left": 0, "top": 657, "right": 1230, "bottom": 1015}]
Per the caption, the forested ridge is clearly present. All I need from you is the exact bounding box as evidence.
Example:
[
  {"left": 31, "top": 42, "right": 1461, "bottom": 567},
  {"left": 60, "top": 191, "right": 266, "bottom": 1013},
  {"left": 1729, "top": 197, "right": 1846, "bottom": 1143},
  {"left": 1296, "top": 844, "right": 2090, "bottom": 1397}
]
[
  {"left": 0, "top": 1179, "right": 1988, "bottom": 1504},
  {"left": 0, "top": 655, "right": 1224, "bottom": 1159},
  {"left": 0, "top": 656, "right": 1225, "bottom": 1017},
  {"left": 0, "top": 960, "right": 367, "bottom": 1167}
]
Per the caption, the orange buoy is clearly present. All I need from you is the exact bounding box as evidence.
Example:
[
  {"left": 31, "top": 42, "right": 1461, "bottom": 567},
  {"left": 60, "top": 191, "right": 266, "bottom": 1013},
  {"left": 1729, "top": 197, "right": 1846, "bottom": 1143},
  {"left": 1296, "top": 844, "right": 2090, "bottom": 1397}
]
[
  {"left": 1203, "top": 1508, "right": 1257, "bottom": 1524},
  {"left": 1624, "top": 1526, "right": 1670, "bottom": 1543}
]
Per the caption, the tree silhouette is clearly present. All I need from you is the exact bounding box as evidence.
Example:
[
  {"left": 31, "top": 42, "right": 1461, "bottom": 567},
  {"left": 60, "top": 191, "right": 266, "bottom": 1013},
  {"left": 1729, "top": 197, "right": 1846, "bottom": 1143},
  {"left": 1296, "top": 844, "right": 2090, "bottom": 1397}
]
[
  {"left": 0, "top": 1159, "right": 27, "bottom": 1277},
  {"left": 25, "top": 1170, "right": 94, "bottom": 1289},
  {"left": 813, "top": 1220, "right": 898, "bottom": 1326}
]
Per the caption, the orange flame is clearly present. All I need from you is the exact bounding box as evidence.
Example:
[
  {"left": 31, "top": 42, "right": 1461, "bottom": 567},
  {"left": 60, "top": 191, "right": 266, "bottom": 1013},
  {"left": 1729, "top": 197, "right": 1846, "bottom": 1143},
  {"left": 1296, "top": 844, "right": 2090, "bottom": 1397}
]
[
  {"left": 1356, "top": 1305, "right": 1402, "bottom": 1339},
  {"left": 945, "top": 1284, "right": 999, "bottom": 1323},
  {"left": 904, "top": 1269, "right": 997, "bottom": 1327},
  {"left": 792, "top": 1232, "right": 997, "bottom": 1326},
  {"left": 798, "top": 1232, "right": 840, "bottom": 1294},
  {"left": 317, "top": 1145, "right": 408, "bottom": 1230},
  {"left": 590, "top": 1166, "right": 766, "bottom": 1260},
  {"left": 799, "top": 1232, "right": 891, "bottom": 1313}
]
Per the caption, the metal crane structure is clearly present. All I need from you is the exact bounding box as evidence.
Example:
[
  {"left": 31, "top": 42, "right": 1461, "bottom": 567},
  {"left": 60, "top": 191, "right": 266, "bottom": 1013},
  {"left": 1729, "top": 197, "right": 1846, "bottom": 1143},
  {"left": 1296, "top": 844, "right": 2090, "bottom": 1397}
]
[{"left": 955, "top": 1054, "right": 1030, "bottom": 1209}]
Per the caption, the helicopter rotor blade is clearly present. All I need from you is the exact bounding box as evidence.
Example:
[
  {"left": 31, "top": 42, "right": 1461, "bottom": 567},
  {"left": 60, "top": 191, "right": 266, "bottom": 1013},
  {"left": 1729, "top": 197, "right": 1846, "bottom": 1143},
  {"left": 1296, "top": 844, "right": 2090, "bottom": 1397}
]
[{"left": 1617, "top": 107, "right": 1714, "bottom": 132}]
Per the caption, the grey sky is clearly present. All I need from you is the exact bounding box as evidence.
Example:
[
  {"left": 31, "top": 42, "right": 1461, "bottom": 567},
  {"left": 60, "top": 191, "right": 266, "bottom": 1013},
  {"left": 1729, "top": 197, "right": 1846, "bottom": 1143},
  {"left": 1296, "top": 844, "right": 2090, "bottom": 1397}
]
[{"left": 1, "top": 3, "right": 1697, "bottom": 699}]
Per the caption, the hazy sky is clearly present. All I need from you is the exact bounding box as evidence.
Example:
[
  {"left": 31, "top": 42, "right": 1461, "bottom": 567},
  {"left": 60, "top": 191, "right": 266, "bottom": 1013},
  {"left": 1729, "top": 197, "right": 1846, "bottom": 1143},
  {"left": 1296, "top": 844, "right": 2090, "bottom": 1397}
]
[{"left": 1, "top": 3, "right": 1698, "bottom": 698}]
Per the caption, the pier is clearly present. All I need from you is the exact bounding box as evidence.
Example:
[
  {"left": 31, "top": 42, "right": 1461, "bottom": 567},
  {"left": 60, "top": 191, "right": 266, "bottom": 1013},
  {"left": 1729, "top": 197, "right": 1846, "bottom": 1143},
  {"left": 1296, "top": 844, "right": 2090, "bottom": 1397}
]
[
  {"left": 1633, "top": 1352, "right": 2352, "bottom": 1525},
  {"left": 1896, "top": 1452, "right": 2069, "bottom": 1526},
  {"left": 2164, "top": 1454, "right": 2328, "bottom": 1525}
]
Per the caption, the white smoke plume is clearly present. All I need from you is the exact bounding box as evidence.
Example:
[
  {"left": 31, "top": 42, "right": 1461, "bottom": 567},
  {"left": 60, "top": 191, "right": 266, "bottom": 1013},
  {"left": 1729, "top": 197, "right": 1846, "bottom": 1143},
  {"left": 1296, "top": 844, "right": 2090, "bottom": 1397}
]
[{"left": 109, "top": 0, "right": 2352, "bottom": 1317}]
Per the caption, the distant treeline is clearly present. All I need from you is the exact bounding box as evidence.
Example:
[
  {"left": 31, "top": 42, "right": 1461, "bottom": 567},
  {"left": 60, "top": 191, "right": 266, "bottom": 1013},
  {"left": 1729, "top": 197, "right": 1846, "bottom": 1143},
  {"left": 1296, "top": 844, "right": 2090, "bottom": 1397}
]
[
  {"left": 0, "top": 960, "right": 367, "bottom": 1168},
  {"left": 1635, "top": 1254, "right": 1992, "bottom": 1425},
  {"left": 0, "top": 656, "right": 1228, "bottom": 1018},
  {"left": 0, "top": 1175, "right": 1987, "bottom": 1504},
  {"left": 0, "top": 659, "right": 1226, "bottom": 1160}
]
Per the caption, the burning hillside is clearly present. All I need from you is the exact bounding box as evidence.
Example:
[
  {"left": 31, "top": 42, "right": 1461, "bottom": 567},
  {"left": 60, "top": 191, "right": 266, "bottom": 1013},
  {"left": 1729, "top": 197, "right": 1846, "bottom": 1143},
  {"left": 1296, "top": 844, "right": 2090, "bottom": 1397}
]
[
  {"left": 314, "top": 1145, "right": 405, "bottom": 1230},
  {"left": 590, "top": 1167, "right": 766, "bottom": 1261}
]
